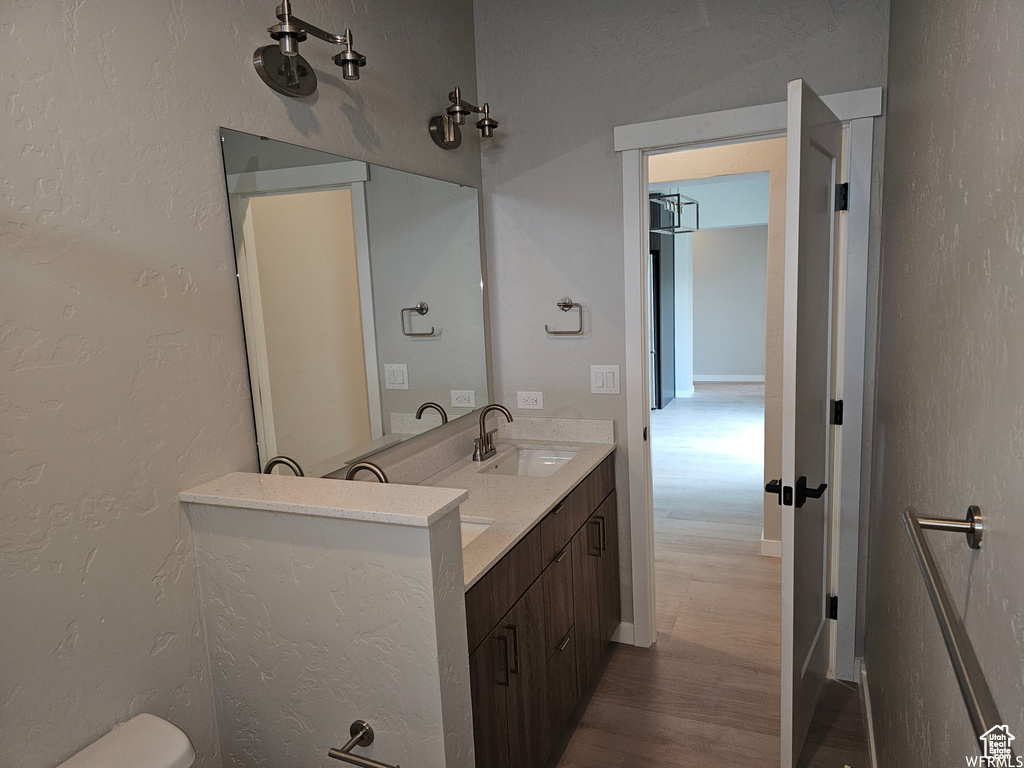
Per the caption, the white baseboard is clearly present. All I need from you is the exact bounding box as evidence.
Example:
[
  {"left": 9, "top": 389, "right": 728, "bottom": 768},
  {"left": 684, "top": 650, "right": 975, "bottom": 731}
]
[
  {"left": 692, "top": 374, "right": 765, "bottom": 382},
  {"left": 760, "top": 536, "right": 782, "bottom": 557},
  {"left": 612, "top": 622, "right": 635, "bottom": 645},
  {"left": 858, "top": 658, "right": 879, "bottom": 768},
  {"left": 675, "top": 387, "right": 695, "bottom": 398}
]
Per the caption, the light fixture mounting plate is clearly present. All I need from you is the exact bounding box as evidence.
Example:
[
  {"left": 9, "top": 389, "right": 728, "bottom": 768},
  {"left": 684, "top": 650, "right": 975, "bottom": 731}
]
[
  {"left": 429, "top": 115, "right": 462, "bottom": 150},
  {"left": 253, "top": 45, "right": 317, "bottom": 98}
]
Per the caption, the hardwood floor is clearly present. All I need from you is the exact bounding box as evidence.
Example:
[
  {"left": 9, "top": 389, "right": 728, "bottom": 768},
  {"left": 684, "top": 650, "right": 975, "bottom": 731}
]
[{"left": 552, "top": 384, "right": 869, "bottom": 768}]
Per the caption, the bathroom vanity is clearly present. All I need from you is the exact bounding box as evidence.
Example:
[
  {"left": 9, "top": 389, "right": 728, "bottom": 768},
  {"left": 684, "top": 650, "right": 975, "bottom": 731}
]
[{"left": 461, "top": 453, "right": 617, "bottom": 768}]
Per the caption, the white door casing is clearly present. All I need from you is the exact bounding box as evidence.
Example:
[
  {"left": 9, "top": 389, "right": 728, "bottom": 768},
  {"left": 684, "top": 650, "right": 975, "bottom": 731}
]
[{"left": 780, "top": 79, "right": 843, "bottom": 767}]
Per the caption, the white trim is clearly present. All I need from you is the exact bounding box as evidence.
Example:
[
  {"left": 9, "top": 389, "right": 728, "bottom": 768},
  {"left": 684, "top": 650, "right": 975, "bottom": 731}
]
[
  {"left": 760, "top": 536, "right": 782, "bottom": 558},
  {"left": 611, "top": 622, "right": 635, "bottom": 645},
  {"left": 622, "top": 148, "right": 657, "bottom": 649},
  {"left": 614, "top": 87, "right": 883, "bottom": 152},
  {"left": 674, "top": 387, "right": 694, "bottom": 398},
  {"left": 859, "top": 659, "right": 879, "bottom": 768},
  {"left": 226, "top": 160, "right": 369, "bottom": 196},
  {"left": 692, "top": 374, "right": 765, "bottom": 383},
  {"left": 349, "top": 183, "right": 383, "bottom": 440},
  {"left": 833, "top": 117, "right": 874, "bottom": 682}
]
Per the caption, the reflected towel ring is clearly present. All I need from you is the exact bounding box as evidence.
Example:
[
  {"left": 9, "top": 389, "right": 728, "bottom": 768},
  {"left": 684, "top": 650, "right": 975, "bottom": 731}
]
[
  {"left": 545, "top": 298, "right": 583, "bottom": 336},
  {"left": 400, "top": 301, "right": 437, "bottom": 337}
]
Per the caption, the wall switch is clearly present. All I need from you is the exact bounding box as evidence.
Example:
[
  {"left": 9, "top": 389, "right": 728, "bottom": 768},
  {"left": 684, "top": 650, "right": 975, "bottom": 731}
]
[
  {"left": 591, "top": 365, "right": 621, "bottom": 394},
  {"left": 517, "top": 391, "right": 544, "bottom": 410},
  {"left": 384, "top": 364, "right": 409, "bottom": 390},
  {"left": 450, "top": 390, "right": 476, "bottom": 408}
]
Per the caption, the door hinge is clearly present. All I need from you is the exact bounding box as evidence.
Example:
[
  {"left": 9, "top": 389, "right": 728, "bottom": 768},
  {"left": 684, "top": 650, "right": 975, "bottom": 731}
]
[
  {"left": 643, "top": 426, "right": 648, "bottom": 442},
  {"left": 836, "top": 182, "right": 849, "bottom": 212},
  {"left": 827, "top": 594, "right": 839, "bottom": 621},
  {"left": 831, "top": 399, "right": 844, "bottom": 425}
]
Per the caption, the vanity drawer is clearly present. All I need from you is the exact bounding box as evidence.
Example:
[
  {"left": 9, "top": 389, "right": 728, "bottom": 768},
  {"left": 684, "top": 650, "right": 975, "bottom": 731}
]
[
  {"left": 539, "top": 453, "right": 615, "bottom": 565},
  {"left": 466, "top": 524, "right": 544, "bottom": 653},
  {"left": 541, "top": 543, "right": 574, "bottom": 657},
  {"left": 546, "top": 625, "right": 580, "bottom": 746}
]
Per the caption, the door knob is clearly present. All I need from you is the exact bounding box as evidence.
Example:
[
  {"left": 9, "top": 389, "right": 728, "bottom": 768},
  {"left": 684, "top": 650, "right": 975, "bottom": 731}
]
[
  {"left": 794, "top": 475, "right": 827, "bottom": 508},
  {"left": 765, "top": 479, "right": 783, "bottom": 505}
]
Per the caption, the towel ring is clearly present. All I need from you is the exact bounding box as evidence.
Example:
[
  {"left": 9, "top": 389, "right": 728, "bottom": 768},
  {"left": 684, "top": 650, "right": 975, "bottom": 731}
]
[
  {"left": 401, "top": 301, "right": 436, "bottom": 337},
  {"left": 545, "top": 298, "right": 583, "bottom": 336}
]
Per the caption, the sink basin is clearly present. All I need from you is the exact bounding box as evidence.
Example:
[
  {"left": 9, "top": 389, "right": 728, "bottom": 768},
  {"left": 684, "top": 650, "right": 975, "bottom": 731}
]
[
  {"left": 460, "top": 519, "right": 492, "bottom": 548},
  {"left": 479, "top": 447, "right": 579, "bottom": 478}
]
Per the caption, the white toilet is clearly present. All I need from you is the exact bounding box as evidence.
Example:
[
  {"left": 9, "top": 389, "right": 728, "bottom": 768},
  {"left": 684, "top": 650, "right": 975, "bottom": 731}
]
[{"left": 57, "top": 713, "right": 195, "bottom": 768}]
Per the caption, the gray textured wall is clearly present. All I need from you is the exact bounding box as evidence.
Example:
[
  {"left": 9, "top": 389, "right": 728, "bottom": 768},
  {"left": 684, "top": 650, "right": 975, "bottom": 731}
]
[
  {"left": 0, "top": 1, "right": 479, "bottom": 766},
  {"left": 865, "top": 0, "right": 1024, "bottom": 763},
  {"left": 473, "top": 0, "right": 890, "bottom": 625},
  {"left": 692, "top": 226, "right": 769, "bottom": 378}
]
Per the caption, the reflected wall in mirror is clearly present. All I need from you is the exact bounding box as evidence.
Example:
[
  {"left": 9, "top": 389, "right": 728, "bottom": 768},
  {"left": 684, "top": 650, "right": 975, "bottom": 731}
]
[{"left": 220, "top": 128, "right": 489, "bottom": 477}]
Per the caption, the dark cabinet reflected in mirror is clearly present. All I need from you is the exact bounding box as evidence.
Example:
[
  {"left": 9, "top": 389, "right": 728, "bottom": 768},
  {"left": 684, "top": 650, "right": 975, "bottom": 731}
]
[{"left": 220, "top": 128, "right": 489, "bottom": 476}]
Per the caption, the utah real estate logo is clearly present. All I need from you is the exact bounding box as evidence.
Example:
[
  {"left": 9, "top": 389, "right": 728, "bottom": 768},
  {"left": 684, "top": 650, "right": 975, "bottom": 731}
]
[{"left": 966, "top": 725, "right": 1021, "bottom": 767}]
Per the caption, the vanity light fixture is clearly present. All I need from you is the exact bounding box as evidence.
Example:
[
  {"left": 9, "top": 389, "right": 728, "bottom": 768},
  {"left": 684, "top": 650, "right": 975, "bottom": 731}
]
[
  {"left": 253, "top": 0, "right": 366, "bottom": 98},
  {"left": 429, "top": 87, "right": 499, "bottom": 150}
]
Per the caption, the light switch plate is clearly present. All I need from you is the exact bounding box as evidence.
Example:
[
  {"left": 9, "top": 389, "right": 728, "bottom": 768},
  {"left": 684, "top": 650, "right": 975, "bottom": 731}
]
[
  {"left": 384, "top": 363, "right": 409, "bottom": 390},
  {"left": 591, "top": 365, "right": 620, "bottom": 394},
  {"left": 450, "top": 390, "right": 476, "bottom": 408},
  {"left": 517, "top": 391, "right": 543, "bottom": 409}
]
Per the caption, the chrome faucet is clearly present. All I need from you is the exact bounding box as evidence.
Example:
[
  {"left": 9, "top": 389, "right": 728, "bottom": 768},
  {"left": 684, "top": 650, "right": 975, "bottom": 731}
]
[
  {"left": 415, "top": 402, "right": 448, "bottom": 424},
  {"left": 473, "top": 404, "right": 513, "bottom": 461},
  {"left": 263, "top": 455, "right": 304, "bottom": 476},
  {"left": 345, "top": 461, "right": 389, "bottom": 483}
]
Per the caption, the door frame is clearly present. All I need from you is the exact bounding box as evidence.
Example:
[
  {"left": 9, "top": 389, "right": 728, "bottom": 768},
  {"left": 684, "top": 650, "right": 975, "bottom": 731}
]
[
  {"left": 614, "top": 87, "right": 882, "bottom": 681},
  {"left": 227, "top": 163, "right": 384, "bottom": 463}
]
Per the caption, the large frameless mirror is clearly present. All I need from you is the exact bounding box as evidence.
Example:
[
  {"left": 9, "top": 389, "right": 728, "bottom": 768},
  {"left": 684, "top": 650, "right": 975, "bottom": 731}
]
[{"left": 220, "top": 128, "right": 489, "bottom": 476}]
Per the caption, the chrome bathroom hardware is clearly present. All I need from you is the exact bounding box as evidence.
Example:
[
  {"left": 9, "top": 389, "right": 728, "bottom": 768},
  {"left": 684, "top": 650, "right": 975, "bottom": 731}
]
[
  {"left": 328, "top": 720, "right": 399, "bottom": 768},
  {"left": 903, "top": 508, "right": 1012, "bottom": 758},
  {"left": 473, "top": 404, "right": 513, "bottom": 461},
  {"left": 415, "top": 402, "right": 448, "bottom": 424},
  {"left": 545, "top": 298, "right": 584, "bottom": 336},
  {"left": 429, "top": 87, "right": 498, "bottom": 150},
  {"left": 263, "top": 455, "right": 304, "bottom": 476},
  {"left": 254, "top": 0, "right": 366, "bottom": 98},
  {"left": 400, "top": 302, "right": 436, "bottom": 337},
  {"left": 345, "top": 461, "right": 389, "bottom": 483},
  {"left": 914, "top": 504, "right": 984, "bottom": 549}
]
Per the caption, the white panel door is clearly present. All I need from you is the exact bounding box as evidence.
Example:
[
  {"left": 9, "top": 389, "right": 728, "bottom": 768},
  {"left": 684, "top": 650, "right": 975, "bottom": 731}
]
[{"left": 780, "top": 79, "right": 843, "bottom": 768}]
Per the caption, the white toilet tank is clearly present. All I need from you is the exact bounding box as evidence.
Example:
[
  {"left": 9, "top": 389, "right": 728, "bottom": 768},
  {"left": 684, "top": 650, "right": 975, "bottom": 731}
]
[{"left": 57, "top": 713, "right": 196, "bottom": 768}]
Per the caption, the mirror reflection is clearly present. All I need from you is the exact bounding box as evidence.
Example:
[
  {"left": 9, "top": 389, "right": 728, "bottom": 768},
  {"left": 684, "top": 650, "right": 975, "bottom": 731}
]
[{"left": 220, "top": 128, "right": 489, "bottom": 476}]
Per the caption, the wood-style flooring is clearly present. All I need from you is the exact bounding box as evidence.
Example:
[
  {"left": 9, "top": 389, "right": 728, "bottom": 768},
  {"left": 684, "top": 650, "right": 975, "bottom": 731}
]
[{"left": 552, "top": 383, "right": 869, "bottom": 768}]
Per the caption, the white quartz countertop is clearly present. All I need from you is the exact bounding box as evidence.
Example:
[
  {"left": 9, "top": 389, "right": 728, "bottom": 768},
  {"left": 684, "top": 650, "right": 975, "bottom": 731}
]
[
  {"left": 180, "top": 472, "right": 468, "bottom": 527},
  {"left": 421, "top": 439, "right": 616, "bottom": 589}
]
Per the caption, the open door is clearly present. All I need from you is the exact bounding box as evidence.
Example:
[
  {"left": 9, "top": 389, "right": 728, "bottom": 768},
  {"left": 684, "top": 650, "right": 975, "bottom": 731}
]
[{"left": 778, "top": 79, "right": 843, "bottom": 767}]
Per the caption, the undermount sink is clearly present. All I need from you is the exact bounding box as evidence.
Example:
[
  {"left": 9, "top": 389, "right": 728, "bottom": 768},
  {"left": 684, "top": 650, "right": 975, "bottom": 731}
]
[
  {"left": 460, "top": 519, "right": 493, "bottom": 548},
  {"left": 479, "top": 447, "right": 580, "bottom": 478}
]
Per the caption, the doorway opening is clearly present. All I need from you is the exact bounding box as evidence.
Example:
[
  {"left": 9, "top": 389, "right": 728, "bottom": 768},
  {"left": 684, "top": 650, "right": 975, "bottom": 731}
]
[{"left": 647, "top": 140, "right": 784, "bottom": 753}]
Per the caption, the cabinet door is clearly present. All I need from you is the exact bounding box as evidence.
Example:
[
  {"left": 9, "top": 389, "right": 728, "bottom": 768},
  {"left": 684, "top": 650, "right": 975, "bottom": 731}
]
[
  {"left": 469, "top": 629, "right": 512, "bottom": 768},
  {"left": 596, "top": 491, "right": 621, "bottom": 643},
  {"left": 546, "top": 625, "right": 579, "bottom": 747},
  {"left": 572, "top": 511, "right": 604, "bottom": 689},
  {"left": 506, "top": 577, "right": 550, "bottom": 767},
  {"left": 542, "top": 543, "right": 574, "bottom": 658}
]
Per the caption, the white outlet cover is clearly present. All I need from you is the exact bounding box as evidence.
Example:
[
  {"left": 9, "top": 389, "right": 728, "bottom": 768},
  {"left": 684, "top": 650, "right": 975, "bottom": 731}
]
[
  {"left": 591, "top": 365, "right": 620, "bottom": 394},
  {"left": 517, "top": 391, "right": 544, "bottom": 410},
  {"left": 384, "top": 363, "right": 409, "bottom": 390},
  {"left": 450, "top": 389, "right": 476, "bottom": 408}
]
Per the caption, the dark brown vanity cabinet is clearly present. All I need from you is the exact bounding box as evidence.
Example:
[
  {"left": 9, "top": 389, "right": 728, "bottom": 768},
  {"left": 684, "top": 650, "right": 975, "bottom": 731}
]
[{"left": 466, "top": 453, "right": 617, "bottom": 768}]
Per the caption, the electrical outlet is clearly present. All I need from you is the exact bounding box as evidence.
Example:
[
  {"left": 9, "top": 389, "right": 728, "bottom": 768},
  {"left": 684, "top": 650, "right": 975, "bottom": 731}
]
[
  {"left": 383, "top": 364, "right": 409, "bottom": 390},
  {"left": 591, "top": 365, "right": 620, "bottom": 394},
  {"left": 450, "top": 390, "right": 476, "bottom": 408},
  {"left": 517, "top": 391, "right": 543, "bottom": 410}
]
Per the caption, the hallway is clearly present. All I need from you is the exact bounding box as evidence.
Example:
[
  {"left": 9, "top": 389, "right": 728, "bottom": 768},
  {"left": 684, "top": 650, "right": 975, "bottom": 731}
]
[
  {"left": 554, "top": 384, "right": 869, "bottom": 767},
  {"left": 554, "top": 383, "right": 782, "bottom": 766}
]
